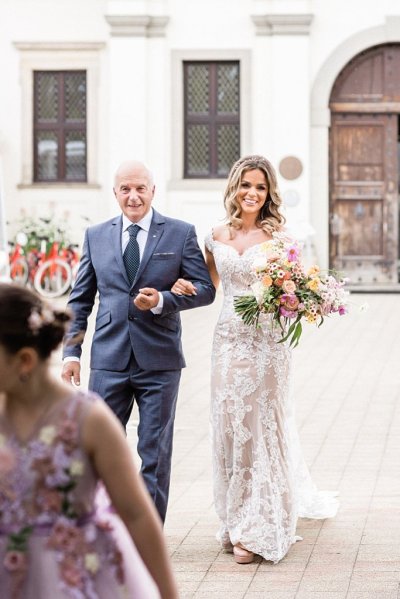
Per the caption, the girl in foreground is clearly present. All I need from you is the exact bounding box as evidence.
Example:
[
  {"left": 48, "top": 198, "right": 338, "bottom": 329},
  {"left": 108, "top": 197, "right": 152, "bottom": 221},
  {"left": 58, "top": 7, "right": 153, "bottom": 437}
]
[{"left": 0, "top": 283, "right": 178, "bottom": 598}]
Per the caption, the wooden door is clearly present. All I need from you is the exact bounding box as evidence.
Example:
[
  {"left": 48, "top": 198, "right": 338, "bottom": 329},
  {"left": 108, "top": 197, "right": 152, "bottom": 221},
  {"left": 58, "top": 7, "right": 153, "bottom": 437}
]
[
  {"left": 329, "top": 44, "right": 400, "bottom": 286},
  {"left": 329, "top": 112, "right": 398, "bottom": 284}
]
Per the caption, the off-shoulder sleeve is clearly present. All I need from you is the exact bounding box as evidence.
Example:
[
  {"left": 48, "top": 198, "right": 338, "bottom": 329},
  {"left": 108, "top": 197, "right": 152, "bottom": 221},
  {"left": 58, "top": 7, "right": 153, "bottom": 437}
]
[{"left": 204, "top": 231, "right": 214, "bottom": 253}]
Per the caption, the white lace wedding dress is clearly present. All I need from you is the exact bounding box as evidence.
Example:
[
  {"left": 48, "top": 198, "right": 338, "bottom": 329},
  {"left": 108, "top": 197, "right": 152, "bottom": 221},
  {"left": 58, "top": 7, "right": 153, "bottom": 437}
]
[{"left": 205, "top": 232, "right": 338, "bottom": 563}]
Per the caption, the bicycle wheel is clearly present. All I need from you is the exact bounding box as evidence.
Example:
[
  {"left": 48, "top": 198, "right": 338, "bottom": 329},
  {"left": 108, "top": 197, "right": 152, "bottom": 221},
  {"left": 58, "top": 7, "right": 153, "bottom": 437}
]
[
  {"left": 10, "top": 258, "right": 29, "bottom": 286},
  {"left": 33, "top": 258, "right": 72, "bottom": 298}
]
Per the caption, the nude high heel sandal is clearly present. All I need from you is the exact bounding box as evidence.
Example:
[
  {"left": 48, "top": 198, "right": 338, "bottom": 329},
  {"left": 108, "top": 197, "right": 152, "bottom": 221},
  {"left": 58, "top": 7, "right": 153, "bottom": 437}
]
[{"left": 233, "top": 544, "right": 254, "bottom": 564}]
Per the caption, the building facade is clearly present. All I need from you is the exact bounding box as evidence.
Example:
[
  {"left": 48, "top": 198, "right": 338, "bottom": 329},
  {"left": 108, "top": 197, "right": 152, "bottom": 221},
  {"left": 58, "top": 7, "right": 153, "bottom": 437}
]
[{"left": 1, "top": 0, "right": 400, "bottom": 287}]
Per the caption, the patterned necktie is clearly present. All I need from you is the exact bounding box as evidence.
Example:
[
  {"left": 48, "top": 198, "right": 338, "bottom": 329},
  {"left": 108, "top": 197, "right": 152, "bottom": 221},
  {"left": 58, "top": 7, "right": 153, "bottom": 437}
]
[{"left": 123, "top": 224, "right": 141, "bottom": 284}]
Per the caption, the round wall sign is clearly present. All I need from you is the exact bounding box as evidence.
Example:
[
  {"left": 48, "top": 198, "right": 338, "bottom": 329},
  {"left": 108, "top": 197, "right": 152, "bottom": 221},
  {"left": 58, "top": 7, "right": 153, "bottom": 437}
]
[{"left": 279, "top": 156, "right": 303, "bottom": 180}]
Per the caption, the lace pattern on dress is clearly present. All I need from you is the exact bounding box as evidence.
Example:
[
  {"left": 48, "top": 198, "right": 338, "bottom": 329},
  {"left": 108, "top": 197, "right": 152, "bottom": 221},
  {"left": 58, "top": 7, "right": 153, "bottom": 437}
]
[{"left": 206, "top": 231, "right": 338, "bottom": 562}]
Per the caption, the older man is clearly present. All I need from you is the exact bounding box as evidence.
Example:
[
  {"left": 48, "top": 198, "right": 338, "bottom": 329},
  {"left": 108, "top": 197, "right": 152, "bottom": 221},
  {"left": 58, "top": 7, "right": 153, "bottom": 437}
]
[{"left": 62, "top": 161, "right": 215, "bottom": 521}]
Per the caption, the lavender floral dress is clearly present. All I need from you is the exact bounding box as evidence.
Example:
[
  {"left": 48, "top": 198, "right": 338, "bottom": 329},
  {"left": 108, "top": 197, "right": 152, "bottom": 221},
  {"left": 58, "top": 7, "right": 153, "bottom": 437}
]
[{"left": 0, "top": 392, "right": 160, "bottom": 599}]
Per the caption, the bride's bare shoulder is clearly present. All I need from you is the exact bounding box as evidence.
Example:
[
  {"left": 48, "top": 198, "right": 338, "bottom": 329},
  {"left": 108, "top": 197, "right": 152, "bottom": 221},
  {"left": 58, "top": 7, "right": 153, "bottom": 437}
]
[{"left": 211, "top": 224, "right": 231, "bottom": 242}]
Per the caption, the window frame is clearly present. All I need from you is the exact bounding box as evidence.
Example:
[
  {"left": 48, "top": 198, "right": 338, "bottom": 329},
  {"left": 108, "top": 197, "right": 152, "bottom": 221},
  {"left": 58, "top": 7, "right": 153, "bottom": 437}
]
[
  {"left": 170, "top": 49, "right": 251, "bottom": 191},
  {"left": 183, "top": 60, "right": 241, "bottom": 179},
  {"left": 33, "top": 70, "right": 87, "bottom": 183},
  {"left": 14, "top": 42, "right": 104, "bottom": 188}
]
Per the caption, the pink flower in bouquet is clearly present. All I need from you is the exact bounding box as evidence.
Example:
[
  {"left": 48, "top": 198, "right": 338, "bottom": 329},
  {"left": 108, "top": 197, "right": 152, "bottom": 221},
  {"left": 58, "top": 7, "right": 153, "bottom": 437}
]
[
  {"left": 282, "top": 279, "right": 296, "bottom": 294},
  {"left": 233, "top": 232, "right": 349, "bottom": 347},
  {"left": 3, "top": 551, "right": 27, "bottom": 572},
  {"left": 287, "top": 245, "right": 300, "bottom": 262},
  {"left": 280, "top": 294, "right": 300, "bottom": 313}
]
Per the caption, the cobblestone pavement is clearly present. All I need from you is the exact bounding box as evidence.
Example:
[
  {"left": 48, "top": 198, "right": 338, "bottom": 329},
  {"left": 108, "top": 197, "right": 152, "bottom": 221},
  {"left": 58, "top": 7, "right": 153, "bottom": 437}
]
[{"left": 53, "top": 292, "right": 400, "bottom": 598}]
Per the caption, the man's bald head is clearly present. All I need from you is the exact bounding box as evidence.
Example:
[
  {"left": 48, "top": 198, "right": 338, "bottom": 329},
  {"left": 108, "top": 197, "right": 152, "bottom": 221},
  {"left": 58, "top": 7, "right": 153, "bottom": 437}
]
[
  {"left": 113, "top": 160, "right": 156, "bottom": 223},
  {"left": 113, "top": 161, "right": 154, "bottom": 189}
]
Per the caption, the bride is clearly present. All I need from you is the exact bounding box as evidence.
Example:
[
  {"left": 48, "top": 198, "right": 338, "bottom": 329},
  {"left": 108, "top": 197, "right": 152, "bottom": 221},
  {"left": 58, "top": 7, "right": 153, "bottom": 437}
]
[{"left": 171, "top": 155, "right": 338, "bottom": 564}]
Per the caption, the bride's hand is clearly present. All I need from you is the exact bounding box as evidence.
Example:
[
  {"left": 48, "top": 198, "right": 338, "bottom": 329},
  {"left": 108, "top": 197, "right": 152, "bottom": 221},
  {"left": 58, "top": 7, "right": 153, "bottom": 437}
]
[{"left": 171, "top": 278, "right": 197, "bottom": 296}]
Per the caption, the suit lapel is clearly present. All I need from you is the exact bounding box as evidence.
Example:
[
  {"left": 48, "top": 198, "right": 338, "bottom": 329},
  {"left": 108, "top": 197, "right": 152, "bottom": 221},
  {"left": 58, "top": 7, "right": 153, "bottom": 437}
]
[
  {"left": 134, "top": 209, "right": 165, "bottom": 283},
  {"left": 111, "top": 216, "right": 131, "bottom": 286}
]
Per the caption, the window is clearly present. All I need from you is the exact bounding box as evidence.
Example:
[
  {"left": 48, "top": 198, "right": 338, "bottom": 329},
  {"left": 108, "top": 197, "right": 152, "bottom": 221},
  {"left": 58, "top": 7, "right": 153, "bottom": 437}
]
[
  {"left": 33, "top": 71, "right": 87, "bottom": 182},
  {"left": 184, "top": 61, "right": 240, "bottom": 178}
]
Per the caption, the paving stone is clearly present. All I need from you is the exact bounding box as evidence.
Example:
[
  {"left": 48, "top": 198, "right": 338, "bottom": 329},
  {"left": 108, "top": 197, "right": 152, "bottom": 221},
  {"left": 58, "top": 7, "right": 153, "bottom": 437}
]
[
  {"left": 348, "top": 579, "right": 399, "bottom": 592},
  {"left": 346, "top": 593, "right": 399, "bottom": 599},
  {"left": 295, "top": 594, "right": 347, "bottom": 599}
]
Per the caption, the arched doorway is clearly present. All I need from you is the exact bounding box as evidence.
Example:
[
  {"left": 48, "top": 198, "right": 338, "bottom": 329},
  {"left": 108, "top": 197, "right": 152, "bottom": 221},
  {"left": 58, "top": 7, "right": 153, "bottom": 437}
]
[{"left": 329, "top": 44, "right": 400, "bottom": 286}]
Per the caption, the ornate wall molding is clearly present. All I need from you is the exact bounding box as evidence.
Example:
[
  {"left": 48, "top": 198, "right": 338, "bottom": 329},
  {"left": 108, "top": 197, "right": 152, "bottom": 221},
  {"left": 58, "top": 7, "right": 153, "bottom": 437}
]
[
  {"left": 105, "top": 14, "right": 169, "bottom": 37},
  {"left": 251, "top": 14, "right": 313, "bottom": 35},
  {"left": 13, "top": 41, "right": 106, "bottom": 51}
]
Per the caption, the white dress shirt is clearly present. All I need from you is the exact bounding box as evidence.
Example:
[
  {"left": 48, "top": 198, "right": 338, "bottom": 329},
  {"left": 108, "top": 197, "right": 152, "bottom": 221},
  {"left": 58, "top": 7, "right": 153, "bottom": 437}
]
[{"left": 122, "top": 209, "right": 163, "bottom": 313}]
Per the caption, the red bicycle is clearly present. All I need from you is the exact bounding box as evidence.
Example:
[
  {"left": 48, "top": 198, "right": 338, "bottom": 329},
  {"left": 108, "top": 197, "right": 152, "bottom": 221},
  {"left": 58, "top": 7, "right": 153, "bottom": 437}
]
[
  {"left": 33, "top": 240, "right": 73, "bottom": 298},
  {"left": 9, "top": 233, "right": 29, "bottom": 286}
]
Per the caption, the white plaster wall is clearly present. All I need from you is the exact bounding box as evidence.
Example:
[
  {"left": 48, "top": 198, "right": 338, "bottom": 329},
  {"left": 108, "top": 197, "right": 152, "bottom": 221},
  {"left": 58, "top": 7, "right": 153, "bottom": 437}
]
[
  {"left": 0, "top": 0, "right": 109, "bottom": 245},
  {"left": 167, "top": 0, "right": 255, "bottom": 47},
  {"left": 310, "top": 0, "right": 399, "bottom": 81},
  {"left": 1, "top": 0, "right": 400, "bottom": 257}
]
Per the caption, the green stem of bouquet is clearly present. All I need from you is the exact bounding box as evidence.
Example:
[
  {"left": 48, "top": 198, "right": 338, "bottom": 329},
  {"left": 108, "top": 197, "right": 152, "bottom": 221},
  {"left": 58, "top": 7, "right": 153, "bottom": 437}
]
[
  {"left": 233, "top": 296, "right": 260, "bottom": 326},
  {"left": 234, "top": 295, "right": 304, "bottom": 347},
  {"left": 277, "top": 315, "right": 303, "bottom": 348}
]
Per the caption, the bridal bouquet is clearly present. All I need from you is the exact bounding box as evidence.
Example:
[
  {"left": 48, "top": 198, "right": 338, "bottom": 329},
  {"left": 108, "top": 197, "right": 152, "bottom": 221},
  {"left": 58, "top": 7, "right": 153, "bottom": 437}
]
[{"left": 233, "top": 235, "right": 349, "bottom": 348}]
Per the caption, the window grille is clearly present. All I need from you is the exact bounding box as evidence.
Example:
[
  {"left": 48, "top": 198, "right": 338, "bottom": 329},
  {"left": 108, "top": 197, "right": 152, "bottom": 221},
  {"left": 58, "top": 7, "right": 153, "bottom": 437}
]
[
  {"left": 34, "top": 71, "right": 87, "bottom": 182},
  {"left": 184, "top": 61, "right": 240, "bottom": 178}
]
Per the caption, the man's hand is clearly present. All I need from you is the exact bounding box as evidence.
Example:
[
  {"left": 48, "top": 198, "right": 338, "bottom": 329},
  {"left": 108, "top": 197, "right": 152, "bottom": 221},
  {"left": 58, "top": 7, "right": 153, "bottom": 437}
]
[
  {"left": 134, "top": 288, "right": 160, "bottom": 311},
  {"left": 61, "top": 361, "right": 81, "bottom": 386},
  {"left": 171, "top": 278, "right": 197, "bottom": 296}
]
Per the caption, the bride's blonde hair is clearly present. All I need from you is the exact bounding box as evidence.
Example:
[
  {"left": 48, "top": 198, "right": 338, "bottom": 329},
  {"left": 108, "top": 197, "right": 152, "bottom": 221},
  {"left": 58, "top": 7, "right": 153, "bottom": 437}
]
[{"left": 224, "top": 155, "right": 285, "bottom": 234}]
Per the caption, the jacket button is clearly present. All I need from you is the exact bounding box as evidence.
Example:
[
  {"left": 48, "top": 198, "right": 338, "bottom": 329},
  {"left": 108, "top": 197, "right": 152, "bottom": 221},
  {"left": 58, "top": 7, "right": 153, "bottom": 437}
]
[
  {"left": 128, "top": 315, "right": 133, "bottom": 321},
  {"left": 129, "top": 291, "right": 134, "bottom": 297}
]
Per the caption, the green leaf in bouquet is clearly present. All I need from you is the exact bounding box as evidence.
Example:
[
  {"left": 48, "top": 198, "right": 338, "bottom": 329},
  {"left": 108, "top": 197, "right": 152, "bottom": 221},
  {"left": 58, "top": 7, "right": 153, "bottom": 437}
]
[
  {"left": 278, "top": 319, "right": 296, "bottom": 341},
  {"left": 233, "top": 295, "right": 260, "bottom": 326},
  {"left": 289, "top": 321, "right": 303, "bottom": 348},
  {"left": 278, "top": 316, "right": 303, "bottom": 348}
]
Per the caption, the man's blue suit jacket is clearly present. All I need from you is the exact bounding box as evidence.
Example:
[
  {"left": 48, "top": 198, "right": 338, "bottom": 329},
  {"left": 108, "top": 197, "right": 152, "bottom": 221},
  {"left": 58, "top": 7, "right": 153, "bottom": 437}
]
[{"left": 63, "top": 209, "right": 215, "bottom": 371}]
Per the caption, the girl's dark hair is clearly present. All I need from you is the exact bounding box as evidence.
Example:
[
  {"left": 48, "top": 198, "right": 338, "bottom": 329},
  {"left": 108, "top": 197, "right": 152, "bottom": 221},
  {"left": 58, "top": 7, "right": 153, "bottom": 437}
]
[{"left": 0, "top": 283, "right": 71, "bottom": 359}]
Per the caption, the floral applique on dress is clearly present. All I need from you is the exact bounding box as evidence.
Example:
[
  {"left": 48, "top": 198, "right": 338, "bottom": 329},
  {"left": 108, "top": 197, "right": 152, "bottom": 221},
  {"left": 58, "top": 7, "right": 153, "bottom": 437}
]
[{"left": 0, "top": 393, "right": 159, "bottom": 599}]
